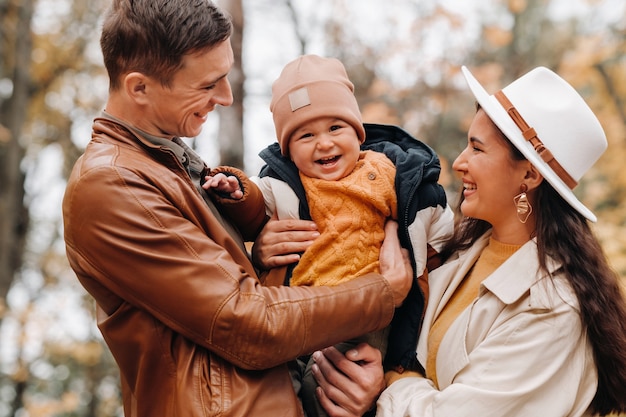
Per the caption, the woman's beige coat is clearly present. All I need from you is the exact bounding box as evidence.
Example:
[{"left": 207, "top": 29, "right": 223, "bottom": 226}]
[{"left": 377, "top": 232, "right": 597, "bottom": 417}]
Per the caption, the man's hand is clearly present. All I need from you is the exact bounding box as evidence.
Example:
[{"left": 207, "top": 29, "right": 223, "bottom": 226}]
[
  {"left": 379, "top": 221, "right": 413, "bottom": 307},
  {"left": 312, "top": 344, "right": 385, "bottom": 417},
  {"left": 251, "top": 214, "right": 319, "bottom": 269}
]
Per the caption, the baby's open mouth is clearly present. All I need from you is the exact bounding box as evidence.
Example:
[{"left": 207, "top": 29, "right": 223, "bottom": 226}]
[{"left": 317, "top": 155, "right": 340, "bottom": 165}]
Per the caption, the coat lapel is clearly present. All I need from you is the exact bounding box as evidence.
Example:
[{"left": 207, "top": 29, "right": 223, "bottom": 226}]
[
  {"left": 416, "top": 233, "right": 490, "bottom": 366},
  {"left": 418, "top": 234, "right": 563, "bottom": 389}
]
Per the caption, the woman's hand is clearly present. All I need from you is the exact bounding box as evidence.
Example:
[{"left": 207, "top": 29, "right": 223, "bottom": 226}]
[
  {"left": 312, "top": 343, "right": 385, "bottom": 417},
  {"left": 251, "top": 214, "right": 319, "bottom": 270}
]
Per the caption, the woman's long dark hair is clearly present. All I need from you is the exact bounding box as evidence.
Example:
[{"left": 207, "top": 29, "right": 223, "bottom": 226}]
[
  {"left": 536, "top": 183, "right": 626, "bottom": 415},
  {"left": 442, "top": 113, "right": 626, "bottom": 415}
]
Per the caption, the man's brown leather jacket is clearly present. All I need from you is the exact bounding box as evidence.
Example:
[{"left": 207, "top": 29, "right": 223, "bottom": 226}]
[{"left": 62, "top": 117, "right": 395, "bottom": 416}]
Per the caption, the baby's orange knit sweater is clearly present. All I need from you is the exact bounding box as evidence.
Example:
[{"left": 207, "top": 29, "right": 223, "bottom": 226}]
[{"left": 290, "top": 150, "right": 397, "bottom": 287}]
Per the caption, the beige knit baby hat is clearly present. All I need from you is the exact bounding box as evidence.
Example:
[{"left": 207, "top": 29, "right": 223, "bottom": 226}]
[{"left": 269, "top": 54, "right": 366, "bottom": 156}]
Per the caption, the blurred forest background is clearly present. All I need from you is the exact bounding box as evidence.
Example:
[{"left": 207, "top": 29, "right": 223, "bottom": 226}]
[{"left": 1, "top": 0, "right": 625, "bottom": 415}]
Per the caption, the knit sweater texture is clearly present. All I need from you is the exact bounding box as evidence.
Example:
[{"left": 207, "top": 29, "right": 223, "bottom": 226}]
[{"left": 291, "top": 150, "right": 397, "bottom": 286}]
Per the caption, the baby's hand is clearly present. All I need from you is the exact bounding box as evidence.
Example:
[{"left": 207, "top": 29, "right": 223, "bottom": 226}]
[{"left": 202, "top": 173, "right": 243, "bottom": 199}]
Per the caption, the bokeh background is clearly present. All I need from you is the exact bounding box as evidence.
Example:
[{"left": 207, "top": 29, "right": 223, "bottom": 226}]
[{"left": 1, "top": 0, "right": 625, "bottom": 415}]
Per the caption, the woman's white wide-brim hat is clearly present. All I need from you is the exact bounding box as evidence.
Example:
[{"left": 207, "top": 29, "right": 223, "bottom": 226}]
[{"left": 461, "top": 65, "right": 607, "bottom": 222}]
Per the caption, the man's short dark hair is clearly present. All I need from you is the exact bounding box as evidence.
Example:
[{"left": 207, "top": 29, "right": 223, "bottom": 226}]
[{"left": 100, "top": 0, "right": 232, "bottom": 90}]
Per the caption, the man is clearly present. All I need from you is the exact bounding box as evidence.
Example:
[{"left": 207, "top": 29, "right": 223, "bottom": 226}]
[{"left": 62, "top": 1, "right": 411, "bottom": 416}]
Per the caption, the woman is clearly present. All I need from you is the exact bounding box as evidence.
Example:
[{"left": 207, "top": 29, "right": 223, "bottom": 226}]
[{"left": 374, "top": 66, "right": 626, "bottom": 416}]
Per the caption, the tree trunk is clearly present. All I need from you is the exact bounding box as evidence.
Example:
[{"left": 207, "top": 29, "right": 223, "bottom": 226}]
[
  {"left": 0, "top": 0, "right": 33, "bottom": 318},
  {"left": 216, "top": 0, "right": 245, "bottom": 169}
]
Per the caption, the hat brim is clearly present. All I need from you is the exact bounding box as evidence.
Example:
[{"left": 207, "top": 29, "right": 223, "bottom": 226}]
[{"left": 461, "top": 66, "right": 597, "bottom": 222}]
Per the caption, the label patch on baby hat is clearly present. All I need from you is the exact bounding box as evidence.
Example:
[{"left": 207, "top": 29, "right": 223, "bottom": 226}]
[{"left": 288, "top": 87, "right": 311, "bottom": 112}]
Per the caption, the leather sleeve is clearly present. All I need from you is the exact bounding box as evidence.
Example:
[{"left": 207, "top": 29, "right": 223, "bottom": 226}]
[{"left": 208, "top": 166, "right": 268, "bottom": 241}]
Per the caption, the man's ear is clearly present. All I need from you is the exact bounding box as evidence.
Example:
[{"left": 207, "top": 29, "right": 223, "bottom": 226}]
[
  {"left": 524, "top": 162, "right": 544, "bottom": 191},
  {"left": 124, "top": 72, "right": 150, "bottom": 105}
]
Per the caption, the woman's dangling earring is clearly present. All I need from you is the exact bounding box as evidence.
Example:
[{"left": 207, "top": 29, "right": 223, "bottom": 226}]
[{"left": 514, "top": 184, "right": 532, "bottom": 224}]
